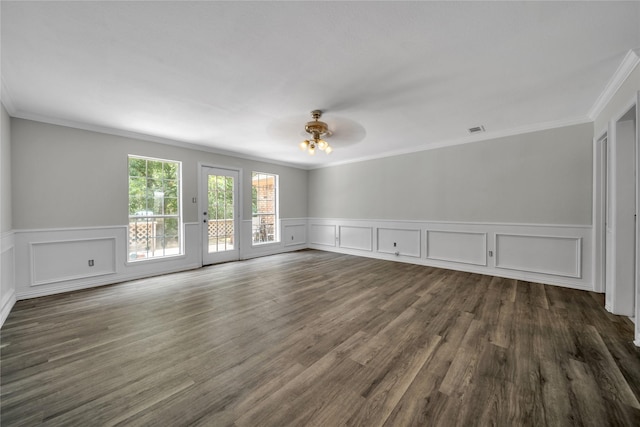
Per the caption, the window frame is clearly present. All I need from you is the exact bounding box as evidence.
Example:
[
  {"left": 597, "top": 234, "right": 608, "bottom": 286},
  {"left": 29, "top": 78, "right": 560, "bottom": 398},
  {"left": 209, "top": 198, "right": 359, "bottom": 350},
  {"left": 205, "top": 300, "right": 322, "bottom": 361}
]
[
  {"left": 251, "top": 171, "right": 279, "bottom": 246},
  {"left": 127, "top": 155, "right": 183, "bottom": 262}
]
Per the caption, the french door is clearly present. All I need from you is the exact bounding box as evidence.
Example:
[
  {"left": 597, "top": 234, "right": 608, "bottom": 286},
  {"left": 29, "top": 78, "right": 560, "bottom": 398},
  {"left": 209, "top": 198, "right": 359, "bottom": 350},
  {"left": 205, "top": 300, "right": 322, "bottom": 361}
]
[{"left": 201, "top": 166, "right": 240, "bottom": 265}]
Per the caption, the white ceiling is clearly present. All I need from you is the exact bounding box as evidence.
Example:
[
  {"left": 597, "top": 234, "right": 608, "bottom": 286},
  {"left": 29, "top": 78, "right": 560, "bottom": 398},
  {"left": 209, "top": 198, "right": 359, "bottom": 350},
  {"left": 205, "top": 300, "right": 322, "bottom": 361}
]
[{"left": 1, "top": 1, "right": 639, "bottom": 169}]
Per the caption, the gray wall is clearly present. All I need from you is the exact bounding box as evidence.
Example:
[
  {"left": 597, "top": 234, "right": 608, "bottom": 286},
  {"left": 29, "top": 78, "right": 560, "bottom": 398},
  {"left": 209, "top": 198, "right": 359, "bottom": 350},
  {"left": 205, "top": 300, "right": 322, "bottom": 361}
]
[
  {"left": 7, "top": 116, "right": 599, "bottom": 228},
  {"left": 11, "top": 118, "right": 308, "bottom": 229},
  {"left": 1, "top": 104, "right": 11, "bottom": 233},
  {"left": 308, "top": 123, "right": 593, "bottom": 225}
]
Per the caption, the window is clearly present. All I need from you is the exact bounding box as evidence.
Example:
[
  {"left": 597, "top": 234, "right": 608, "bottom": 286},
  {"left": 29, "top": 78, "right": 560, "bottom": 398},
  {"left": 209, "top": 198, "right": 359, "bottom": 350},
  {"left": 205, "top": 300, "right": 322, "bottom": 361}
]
[
  {"left": 252, "top": 172, "right": 279, "bottom": 245},
  {"left": 128, "top": 156, "right": 182, "bottom": 260}
]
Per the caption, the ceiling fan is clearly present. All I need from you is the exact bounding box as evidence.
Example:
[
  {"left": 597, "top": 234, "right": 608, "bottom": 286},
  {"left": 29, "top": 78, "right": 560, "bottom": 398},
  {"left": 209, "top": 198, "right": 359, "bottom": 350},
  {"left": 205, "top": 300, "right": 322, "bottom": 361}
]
[
  {"left": 299, "top": 110, "right": 333, "bottom": 155},
  {"left": 265, "top": 109, "right": 366, "bottom": 158}
]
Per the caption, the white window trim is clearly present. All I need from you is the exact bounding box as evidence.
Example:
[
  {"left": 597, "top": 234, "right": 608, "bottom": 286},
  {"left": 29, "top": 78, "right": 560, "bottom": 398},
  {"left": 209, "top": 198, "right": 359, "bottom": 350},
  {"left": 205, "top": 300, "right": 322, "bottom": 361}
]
[
  {"left": 252, "top": 171, "right": 279, "bottom": 246},
  {"left": 127, "top": 155, "right": 184, "bottom": 262}
]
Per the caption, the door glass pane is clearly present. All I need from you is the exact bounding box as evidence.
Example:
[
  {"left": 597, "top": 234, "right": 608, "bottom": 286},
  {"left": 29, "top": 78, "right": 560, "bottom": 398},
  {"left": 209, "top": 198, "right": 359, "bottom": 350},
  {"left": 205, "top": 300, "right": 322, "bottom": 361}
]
[{"left": 208, "top": 174, "right": 234, "bottom": 253}]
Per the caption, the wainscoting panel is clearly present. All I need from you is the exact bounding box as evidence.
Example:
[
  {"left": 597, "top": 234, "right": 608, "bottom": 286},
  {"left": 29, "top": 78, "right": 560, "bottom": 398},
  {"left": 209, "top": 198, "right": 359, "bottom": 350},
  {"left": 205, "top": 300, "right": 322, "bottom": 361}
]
[
  {"left": 495, "top": 234, "right": 582, "bottom": 278},
  {"left": 307, "top": 218, "right": 593, "bottom": 291},
  {"left": 426, "top": 230, "right": 487, "bottom": 266},
  {"left": 377, "top": 228, "right": 421, "bottom": 258},
  {"left": 339, "top": 226, "right": 373, "bottom": 251},
  {"left": 283, "top": 224, "right": 306, "bottom": 247},
  {"left": 13, "top": 220, "right": 306, "bottom": 301},
  {"left": 310, "top": 224, "right": 336, "bottom": 247},
  {"left": 241, "top": 219, "right": 309, "bottom": 260},
  {"left": 30, "top": 237, "right": 116, "bottom": 286},
  {"left": 9, "top": 218, "right": 594, "bottom": 305},
  {"left": 14, "top": 225, "right": 201, "bottom": 300}
]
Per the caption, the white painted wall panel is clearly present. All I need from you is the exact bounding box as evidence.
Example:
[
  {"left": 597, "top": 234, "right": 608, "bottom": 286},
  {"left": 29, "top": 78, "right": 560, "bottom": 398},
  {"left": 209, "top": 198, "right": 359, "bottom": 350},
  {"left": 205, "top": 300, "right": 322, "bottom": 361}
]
[
  {"left": 426, "top": 230, "right": 487, "bottom": 266},
  {"left": 495, "top": 234, "right": 581, "bottom": 278},
  {"left": 310, "top": 224, "right": 336, "bottom": 247},
  {"left": 14, "top": 225, "right": 202, "bottom": 299},
  {"left": 339, "top": 226, "right": 372, "bottom": 251},
  {"left": 1, "top": 232, "right": 15, "bottom": 327},
  {"left": 284, "top": 224, "right": 306, "bottom": 247},
  {"left": 1, "top": 247, "right": 14, "bottom": 306},
  {"left": 30, "top": 238, "right": 116, "bottom": 286},
  {"left": 377, "top": 228, "right": 421, "bottom": 257},
  {"left": 240, "top": 218, "right": 309, "bottom": 259},
  {"left": 308, "top": 218, "right": 592, "bottom": 290}
]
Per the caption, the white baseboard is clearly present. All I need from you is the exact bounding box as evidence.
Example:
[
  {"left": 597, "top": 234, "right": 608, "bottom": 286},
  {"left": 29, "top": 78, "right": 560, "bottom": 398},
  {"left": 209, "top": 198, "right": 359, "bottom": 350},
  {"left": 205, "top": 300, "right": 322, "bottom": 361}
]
[
  {"left": 0, "top": 288, "right": 16, "bottom": 327},
  {"left": 16, "top": 263, "right": 201, "bottom": 300},
  {"left": 241, "top": 243, "right": 305, "bottom": 261}
]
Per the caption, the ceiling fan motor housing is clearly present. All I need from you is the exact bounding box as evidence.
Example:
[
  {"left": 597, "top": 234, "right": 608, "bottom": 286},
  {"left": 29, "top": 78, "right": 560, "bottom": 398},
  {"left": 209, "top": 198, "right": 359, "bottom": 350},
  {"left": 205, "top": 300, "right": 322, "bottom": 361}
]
[{"left": 305, "top": 110, "right": 329, "bottom": 138}]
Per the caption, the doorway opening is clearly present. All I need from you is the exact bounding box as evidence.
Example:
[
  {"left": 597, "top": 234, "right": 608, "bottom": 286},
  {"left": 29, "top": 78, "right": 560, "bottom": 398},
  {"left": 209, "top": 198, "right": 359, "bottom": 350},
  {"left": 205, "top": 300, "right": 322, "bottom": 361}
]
[
  {"left": 200, "top": 166, "right": 240, "bottom": 266},
  {"left": 603, "top": 103, "right": 636, "bottom": 318}
]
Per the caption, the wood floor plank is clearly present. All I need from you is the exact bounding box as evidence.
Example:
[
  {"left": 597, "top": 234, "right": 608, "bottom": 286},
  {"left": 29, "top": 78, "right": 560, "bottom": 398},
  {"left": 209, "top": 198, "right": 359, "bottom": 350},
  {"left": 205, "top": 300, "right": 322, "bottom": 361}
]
[
  {"left": 233, "top": 330, "right": 369, "bottom": 427},
  {"left": 345, "top": 334, "right": 441, "bottom": 427},
  {"left": 1, "top": 250, "right": 639, "bottom": 426},
  {"left": 438, "top": 319, "right": 487, "bottom": 397}
]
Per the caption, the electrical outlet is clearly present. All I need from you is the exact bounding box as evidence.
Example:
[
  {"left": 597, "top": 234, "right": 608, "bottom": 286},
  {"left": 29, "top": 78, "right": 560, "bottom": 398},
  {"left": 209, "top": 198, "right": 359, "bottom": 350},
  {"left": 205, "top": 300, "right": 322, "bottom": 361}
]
[
  {"left": 88, "top": 259, "right": 94, "bottom": 267},
  {"left": 393, "top": 242, "right": 397, "bottom": 247}
]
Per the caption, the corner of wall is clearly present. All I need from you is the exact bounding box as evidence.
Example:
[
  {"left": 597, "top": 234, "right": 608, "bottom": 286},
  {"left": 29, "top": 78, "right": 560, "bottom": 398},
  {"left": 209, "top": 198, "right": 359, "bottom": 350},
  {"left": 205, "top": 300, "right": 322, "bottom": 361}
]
[
  {"left": 0, "top": 231, "right": 15, "bottom": 328},
  {"left": 1, "top": 102, "right": 16, "bottom": 328}
]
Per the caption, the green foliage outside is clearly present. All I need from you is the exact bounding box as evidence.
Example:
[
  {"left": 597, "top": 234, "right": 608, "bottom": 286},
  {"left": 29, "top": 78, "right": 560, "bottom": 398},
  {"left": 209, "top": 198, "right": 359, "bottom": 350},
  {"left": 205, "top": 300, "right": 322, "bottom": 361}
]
[
  {"left": 128, "top": 157, "right": 180, "bottom": 237},
  {"left": 208, "top": 175, "right": 234, "bottom": 220}
]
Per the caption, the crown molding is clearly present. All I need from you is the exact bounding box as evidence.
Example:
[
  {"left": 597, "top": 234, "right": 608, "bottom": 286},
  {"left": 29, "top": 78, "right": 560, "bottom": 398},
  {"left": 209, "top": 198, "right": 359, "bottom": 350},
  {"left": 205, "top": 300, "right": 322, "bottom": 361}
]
[
  {"left": 587, "top": 48, "right": 640, "bottom": 120},
  {"left": 8, "top": 44, "right": 633, "bottom": 172},
  {"left": 311, "top": 116, "right": 592, "bottom": 170},
  {"left": 10, "top": 111, "right": 309, "bottom": 170}
]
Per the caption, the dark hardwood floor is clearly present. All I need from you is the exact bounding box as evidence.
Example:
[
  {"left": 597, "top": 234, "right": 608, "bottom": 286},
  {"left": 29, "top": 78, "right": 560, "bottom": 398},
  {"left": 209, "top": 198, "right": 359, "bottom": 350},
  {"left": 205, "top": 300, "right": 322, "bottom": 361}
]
[{"left": 1, "top": 250, "right": 639, "bottom": 426}]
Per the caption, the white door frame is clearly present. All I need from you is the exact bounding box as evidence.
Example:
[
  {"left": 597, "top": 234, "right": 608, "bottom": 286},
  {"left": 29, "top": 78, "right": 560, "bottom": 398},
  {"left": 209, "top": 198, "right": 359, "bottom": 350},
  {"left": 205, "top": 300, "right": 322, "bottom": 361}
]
[
  {"left": 635, "top": 91, "right": 640, "bottom": 347},
  {"left": 198, "top": 163, "right": 242, "bottom": 265},
  {"left": 592, "top": 131, "right": 608, "bottom": 294},
  {"left": 600, "top": 98, "right": 637, "bottom": 317}
]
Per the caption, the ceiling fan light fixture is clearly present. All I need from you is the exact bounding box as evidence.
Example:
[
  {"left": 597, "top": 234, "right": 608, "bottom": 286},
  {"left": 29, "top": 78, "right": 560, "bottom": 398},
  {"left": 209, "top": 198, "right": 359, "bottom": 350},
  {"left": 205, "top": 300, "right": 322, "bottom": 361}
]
[{"left": 299, "top": 110, "right": 333, "bottom": 156}]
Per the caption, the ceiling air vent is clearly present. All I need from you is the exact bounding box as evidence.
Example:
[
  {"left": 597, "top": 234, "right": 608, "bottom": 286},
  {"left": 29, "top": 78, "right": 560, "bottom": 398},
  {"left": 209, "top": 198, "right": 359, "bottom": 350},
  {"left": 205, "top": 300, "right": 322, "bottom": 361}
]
[{"left": 467, "top": 125, "right": 485, "bottom": 134}]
